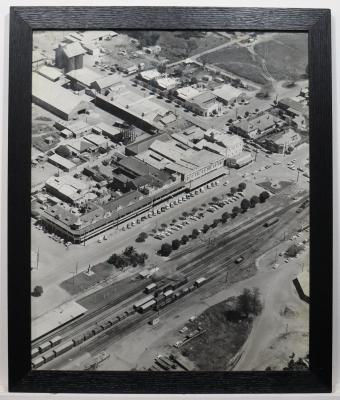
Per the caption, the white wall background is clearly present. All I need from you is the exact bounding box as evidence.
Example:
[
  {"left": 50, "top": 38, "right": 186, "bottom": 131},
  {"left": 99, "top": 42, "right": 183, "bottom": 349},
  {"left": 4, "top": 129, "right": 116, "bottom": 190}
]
[{"left": 0, "top": 0, "right": 338, "bottom": 399}]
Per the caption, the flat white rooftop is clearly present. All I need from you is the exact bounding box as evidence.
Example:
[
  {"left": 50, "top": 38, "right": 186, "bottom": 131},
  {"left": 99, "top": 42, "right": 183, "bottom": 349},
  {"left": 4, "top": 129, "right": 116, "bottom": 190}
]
[{"left": 32, "top": 301, "right": 87, "bottom": 340}]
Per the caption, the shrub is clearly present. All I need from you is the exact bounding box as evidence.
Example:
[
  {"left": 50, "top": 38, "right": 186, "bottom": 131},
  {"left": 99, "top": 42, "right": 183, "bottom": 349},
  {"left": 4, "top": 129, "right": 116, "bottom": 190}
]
[
  {"left": 238, "top": 182, "right": 247, "bottom": 192},
  {"left": 160, "top": 243, "right": 172, "bottom": 257},
  {"left": 136, "top": 232, "right": 148, "bottom": 242},
  {"left": 181, "top": 235, "right": 189, "bottom": 245},
  {"left": 172, "top": 239, "right": 181, "bottom": 250},
  {"left": 259, "top": 191, "right": 270, "bottom": 203},
  {"left": 32, "top": 285, "right": 43, "bottom": 297}
]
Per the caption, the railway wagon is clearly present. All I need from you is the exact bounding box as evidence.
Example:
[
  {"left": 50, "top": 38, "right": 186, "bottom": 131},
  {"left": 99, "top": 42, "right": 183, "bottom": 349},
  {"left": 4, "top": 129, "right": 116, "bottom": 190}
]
[
  {"left": 144, "top": 282, "right": 158, "bottom": 294},
  {"left": 49, "top": 335, "right": 62, "bottom": 347},
  {"left": 195, "top": 277, "right": 206, "bottom": 287},
  {"left": 31, "top": 347, "right": 39, "bottom": 358},
  {"left": 53, "top": 340, "right": 74, "bottom": 357},
  {"left": 39, "top": 341, "right": 52, "bottom": 353},
  {"left": 32, "top": 356, "right": 44, "bottom": 369},
  {"left": 72, "top": 335, "right": 85, "bottom": 346},
  {"left": 133, "top": 295, "right": 154, "bottom": 310},
  {"left": 92, "top": 326, "right": 104, "bottom": 335},
  {"left": 84, "top": 330, "right": 94, "bottom": 340},
  {"left": 164, "top": 289, "right": 174, "bottom": 298},
  {"left": 155, "top": 358, "right": 170, "bottom": 370},
  {"left": 171, "top": 277, "right": 188, "bottom": 290},
  {"left": 263, "top": 217, "right": 279, "bottom": 228},
  {"left": 138, "top": 299, "right": 156, "bottom": 313},
  {"left": 42, "top": 350, "right": 55, "bottom": 363},
  {"left": 100, "top": 320, "right": 112, "bottom": 330}
]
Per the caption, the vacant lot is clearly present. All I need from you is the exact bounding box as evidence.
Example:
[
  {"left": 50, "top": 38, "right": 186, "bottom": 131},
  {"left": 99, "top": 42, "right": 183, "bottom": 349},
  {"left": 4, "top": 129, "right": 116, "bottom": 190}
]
[
  {"left": 180, "top": 298, "right": 253, "bottom": 370},
  {"left": 254, "top": 33, "right": 308, "bottom": 81},
  {"left": 199, "top": 45, "right": 267, "bottom": 84},
  {"left": 125, "top": 31, "right": 227, "bottom": 64},
  {"left": 198, "top": 32, "right": 308, "bottom": 85}
]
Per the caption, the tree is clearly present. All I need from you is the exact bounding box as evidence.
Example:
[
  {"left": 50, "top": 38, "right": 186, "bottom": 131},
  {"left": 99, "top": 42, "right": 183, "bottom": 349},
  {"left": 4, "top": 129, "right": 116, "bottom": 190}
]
[
  {"left": 212, "top": 196, "right": 219, "bottom": 203},
  {"left": 172, "top": 239, "right": 181, "bottom": 250},
  {"left": 237, "top": 288, "right": 253, "bottom": 317},
  {"left": 286, "top": 243, "right": 304, "bottom": 258},
  {"left": 191, "top": 229, "right": 199, "bottom": 239},
  {"left": 32, "top": 285, "right": 43, "bottom": 297},
  {"left": 181, "top": 235, "right": 189, "bottom": 245},
  {"left": 192, "top": 207, "right": 198, "bottom": 213},
  {"left": 244, "top": 111, "right": 250, "bottom": 118},
  {"left": 259, "top": 191, "right": 270, "bottom": 203},
  {"left": 211, "top": 219, "right": 220, "bottom": 228},
  {"left": 136, "top": 232, "right": 148, "bottom": 242},
  {"left": 250, "top": 195, "right": 259, "bottom": 207},
  {"left": 238, "top": 182, "right": 247, "bottom": 192},
  {"left": 230, "top": 187, "right": 238, "bottom": 195},
  {"left": 182, "top": 211, "right": 189, "bottom": 218},
  {"left": 160, "top": 243, "right": 172, "bottom": 257},
  {"left": 221, "top": 212, "right": 230, "bottom": 223},
  {"left": 241, "top": 199, "right": 251, "bottom": 212},
  {"left": 232, "top": 206, "right": 241, "bottom": 217},
  {"left": 202, "top": 224, "right": 210, "bottom": 233},
  {"left": 55, "top": 145, "right": 71, "bottom": 159},
  {"left": 237, "top": 287, "right": 263, "bottom": 318}
]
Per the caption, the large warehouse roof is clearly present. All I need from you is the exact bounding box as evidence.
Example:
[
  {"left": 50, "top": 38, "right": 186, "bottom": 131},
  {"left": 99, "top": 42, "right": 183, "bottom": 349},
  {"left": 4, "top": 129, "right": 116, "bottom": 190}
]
[{"left": 32, "top": 73, "right": 87, "bottom": 116}]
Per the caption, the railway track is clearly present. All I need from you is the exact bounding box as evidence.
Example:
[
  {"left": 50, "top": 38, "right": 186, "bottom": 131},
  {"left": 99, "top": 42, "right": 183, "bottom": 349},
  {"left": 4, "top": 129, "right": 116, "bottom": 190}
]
[
  {"left": 47, "top": 201, "right": 306, "bottom": 368},
  {"left": 34, "top": 197, "right": 307, "bottom": 365}
]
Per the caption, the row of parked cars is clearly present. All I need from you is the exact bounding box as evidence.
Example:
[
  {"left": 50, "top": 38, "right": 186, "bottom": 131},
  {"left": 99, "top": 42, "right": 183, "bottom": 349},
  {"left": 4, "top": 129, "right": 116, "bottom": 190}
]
[{"left": 120, "top": 184, "right": 218, "bottom": 232}]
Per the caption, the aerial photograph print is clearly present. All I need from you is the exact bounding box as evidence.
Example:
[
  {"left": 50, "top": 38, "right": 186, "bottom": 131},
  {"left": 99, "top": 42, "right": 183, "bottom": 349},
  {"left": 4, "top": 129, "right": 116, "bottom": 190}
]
[{"left": 31, "top": 30, "right": 310, "bottom": 372}]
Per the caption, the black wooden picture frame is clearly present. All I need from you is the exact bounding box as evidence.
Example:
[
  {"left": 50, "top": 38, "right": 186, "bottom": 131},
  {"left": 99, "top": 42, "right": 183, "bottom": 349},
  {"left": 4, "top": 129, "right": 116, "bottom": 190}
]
[{"left": 8, "top": 6, "right": 332, "bottom": 394}]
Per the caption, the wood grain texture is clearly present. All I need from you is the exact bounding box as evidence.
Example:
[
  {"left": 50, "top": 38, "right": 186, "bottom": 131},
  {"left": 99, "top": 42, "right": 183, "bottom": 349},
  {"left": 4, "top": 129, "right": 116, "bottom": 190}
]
[
  {"left": 12, "top": 6, "right": 329, "bottom": 30},
  {"left": 7, "top": 6, "right": 332, "bottom": 394}
]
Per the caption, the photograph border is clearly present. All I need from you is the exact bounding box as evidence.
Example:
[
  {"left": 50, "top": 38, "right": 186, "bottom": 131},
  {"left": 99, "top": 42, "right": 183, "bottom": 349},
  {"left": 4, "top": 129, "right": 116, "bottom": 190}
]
[{"left": 8, "top": 6, "right": 332, "bottom": 394}]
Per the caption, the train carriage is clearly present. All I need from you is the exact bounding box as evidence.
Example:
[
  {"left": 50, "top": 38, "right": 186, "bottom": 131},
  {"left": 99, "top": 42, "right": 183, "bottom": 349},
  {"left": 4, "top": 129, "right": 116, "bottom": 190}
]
[
  {"left": 31, "top": 347, "right": 39, "bottom": 358},
  {"left": 32, "top": 356, "right": 44, "bottom": 369},
  {"left": 53, "top": 340, "right": 74, "bottom": 357},
  {"left": 42, "top": 351, "right": 55, "bottom": 363},
  {"left": 72, "top": 335, "right": 85, "bottom": 346},
  {"left": 38, "top": 341, "right": 52, "bottom": 353},
  {"left": 49, "top": 335, "right": 62, "bottom": 347}
]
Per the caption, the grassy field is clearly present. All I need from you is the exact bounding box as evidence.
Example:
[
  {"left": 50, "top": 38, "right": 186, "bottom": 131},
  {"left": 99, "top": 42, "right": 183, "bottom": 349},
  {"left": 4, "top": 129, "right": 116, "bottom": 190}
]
[
  {"left": 181, "top": 297, "right": 253, "bottom": 370},
  {"left": 254, "top": 33, "right": 308, "bottom": 81},
  {"left": 199, "top": 45, "right": 268, "bottom": 84},
  {"left": 198, "top": 33, "right": 308, "bottom": 85}
]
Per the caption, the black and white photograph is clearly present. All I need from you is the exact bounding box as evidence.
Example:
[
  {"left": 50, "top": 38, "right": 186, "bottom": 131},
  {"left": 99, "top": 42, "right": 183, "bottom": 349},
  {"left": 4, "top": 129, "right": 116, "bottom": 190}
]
[{"left": 30, "top": 29, "right": 310, "bottom": 372}]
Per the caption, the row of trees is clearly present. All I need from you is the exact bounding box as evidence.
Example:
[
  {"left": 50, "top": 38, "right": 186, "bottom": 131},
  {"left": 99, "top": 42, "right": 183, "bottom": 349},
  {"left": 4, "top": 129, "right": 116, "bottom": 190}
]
[
  {"left": 158, "top": 190, "right": 271, "bottom": 256},
  {"left": 108, "top": 246, "right": 148, "bottom": 269}
]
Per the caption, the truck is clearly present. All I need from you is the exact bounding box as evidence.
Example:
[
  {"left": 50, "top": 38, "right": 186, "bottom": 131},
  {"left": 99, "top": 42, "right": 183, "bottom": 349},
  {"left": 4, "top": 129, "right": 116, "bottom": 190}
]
[{"left": 263, "top": 217, "right": 279, "bottom": 228}]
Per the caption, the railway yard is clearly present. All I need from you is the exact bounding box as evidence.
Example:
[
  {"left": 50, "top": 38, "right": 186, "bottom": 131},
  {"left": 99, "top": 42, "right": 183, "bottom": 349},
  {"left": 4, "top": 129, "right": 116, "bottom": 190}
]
[{"left": 31, "top": 30, "right": 310, "bottom": 371}]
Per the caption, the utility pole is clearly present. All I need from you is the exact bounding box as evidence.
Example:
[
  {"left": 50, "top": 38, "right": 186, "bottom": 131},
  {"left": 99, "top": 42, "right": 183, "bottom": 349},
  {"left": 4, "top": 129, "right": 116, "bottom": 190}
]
[{"left": 36, "top": 248, "right": 40, "bottom": 270}]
